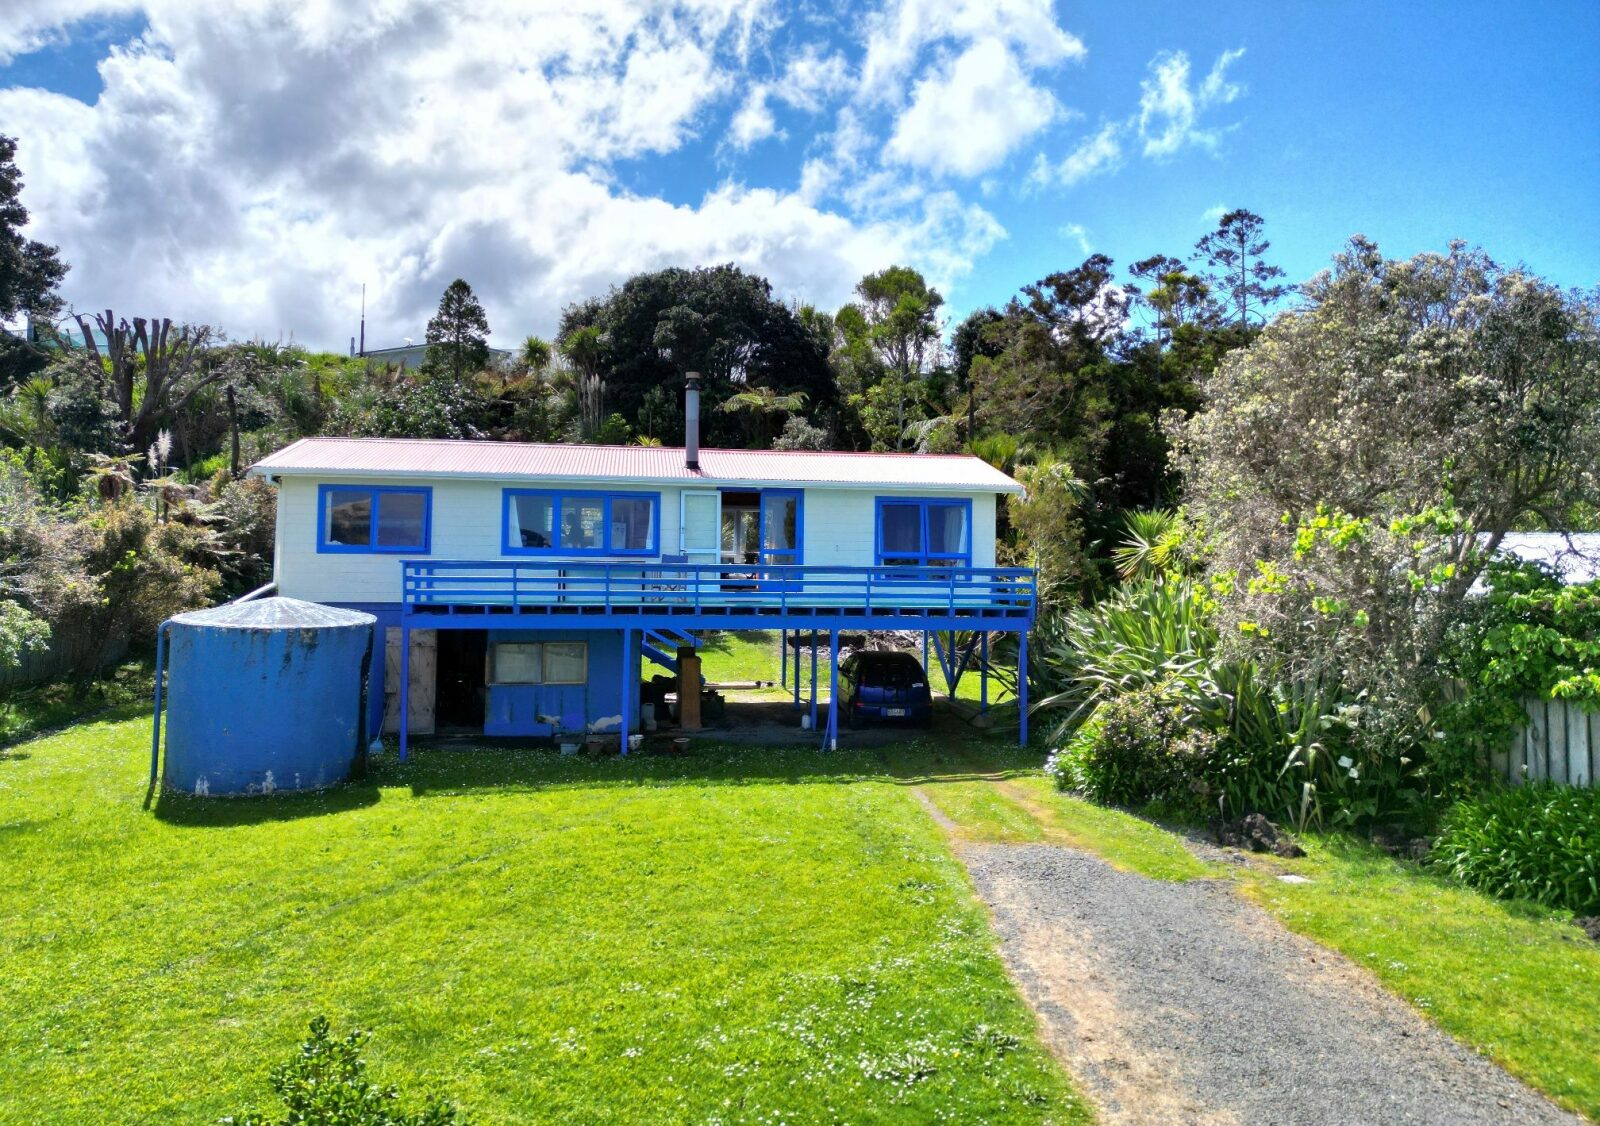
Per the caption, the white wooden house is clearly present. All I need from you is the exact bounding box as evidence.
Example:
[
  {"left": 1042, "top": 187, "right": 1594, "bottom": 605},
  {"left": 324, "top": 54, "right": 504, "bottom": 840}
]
[{"left": 250, "top": 394, "right": 1033, "bottom": 752}]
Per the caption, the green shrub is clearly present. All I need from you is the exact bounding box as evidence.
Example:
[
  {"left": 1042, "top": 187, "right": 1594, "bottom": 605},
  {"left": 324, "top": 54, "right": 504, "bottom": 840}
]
[
  {"left": 1030, "top": 578, "right": 1219, "bottom": 740},
  {"left": 1052, "top": 684, "right": 1217, "bottom": 811},
  {"left": 225, "top": 1016, "right": 460, "bottom": 1126},
  {"left": 1433, "top": 784, "right": 1600, "bottom": 915}
]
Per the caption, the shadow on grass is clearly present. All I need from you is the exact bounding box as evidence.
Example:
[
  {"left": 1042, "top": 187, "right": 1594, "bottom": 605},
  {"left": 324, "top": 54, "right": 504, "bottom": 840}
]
[
  {"left": 153, "top": 774, "right": 383, "bottom": 827},
  {"left": 145, "top": 728, "right": 1049, "bottom": 825},
  {"left": 2, "top": 700, "right": 153, "bottom": 754}
]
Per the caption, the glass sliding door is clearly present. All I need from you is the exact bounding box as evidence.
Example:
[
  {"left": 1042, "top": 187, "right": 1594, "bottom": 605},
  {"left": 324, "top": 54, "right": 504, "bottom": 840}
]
[{"left": 758, "top": 489, "right": 802, "bottom": 591}]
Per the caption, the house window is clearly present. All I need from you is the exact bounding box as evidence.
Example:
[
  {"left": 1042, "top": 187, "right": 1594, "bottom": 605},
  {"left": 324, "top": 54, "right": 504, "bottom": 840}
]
[
  {"left": 490, "top": 641, "right": 588, "bottom": 684},
  {"left": 875, "top": 498, "right": 972, "bottom": 568},
  {"left": 318, "top": 485, "right": 430, "bottom": 553},
  {"left": 503, "top": 490, "right": 658, "bottom": 556}
]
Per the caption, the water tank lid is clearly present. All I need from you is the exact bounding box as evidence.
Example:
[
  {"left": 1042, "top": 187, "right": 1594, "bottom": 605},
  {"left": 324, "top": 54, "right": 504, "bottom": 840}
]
[{"left": 169, "top": 596, "right": 376, "bottom": 630}]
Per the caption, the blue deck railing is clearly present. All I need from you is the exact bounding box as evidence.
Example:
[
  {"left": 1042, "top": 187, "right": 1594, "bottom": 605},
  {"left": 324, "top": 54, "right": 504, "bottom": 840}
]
[{"left": 401, "top": 560, "right": 1035, "bottom": 623}]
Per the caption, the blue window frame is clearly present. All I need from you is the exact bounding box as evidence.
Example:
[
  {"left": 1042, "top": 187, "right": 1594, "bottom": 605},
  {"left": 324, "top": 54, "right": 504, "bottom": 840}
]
[
  {"left": 317, "top": 484, "right": 431, "bottom": 554},
  {"left": 502, "top": 489, "right": 661, "bottom": 556},
  {"left": 874, "top": 497, "right": 973, "bottom": 567}
]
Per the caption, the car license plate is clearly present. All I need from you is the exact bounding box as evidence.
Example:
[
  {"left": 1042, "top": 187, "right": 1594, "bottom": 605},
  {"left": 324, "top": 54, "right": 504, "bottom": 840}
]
[{"left": 886, "top": 708, "right": 906, "bottom": 717}]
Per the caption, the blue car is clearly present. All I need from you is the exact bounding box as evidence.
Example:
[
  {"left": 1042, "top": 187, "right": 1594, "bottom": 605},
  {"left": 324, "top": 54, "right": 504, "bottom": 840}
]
[{"left": 839, "top": 650, "right": 934, "bottom": 727}]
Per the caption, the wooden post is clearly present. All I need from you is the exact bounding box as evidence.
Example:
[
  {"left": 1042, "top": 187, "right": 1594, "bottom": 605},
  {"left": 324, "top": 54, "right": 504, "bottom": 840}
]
[
  {"left": 809, "top": 629, "right": 819, "bottom": 731},
  {"left": 678, "top": 646, "right": 702, "bottom": 730},
  {"left": 825, "top": 628, "right": 840, "bottom": 751}
]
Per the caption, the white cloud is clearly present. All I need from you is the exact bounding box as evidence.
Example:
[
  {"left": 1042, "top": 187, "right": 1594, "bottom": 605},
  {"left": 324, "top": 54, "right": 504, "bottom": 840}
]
[
  {"left": 728, "top": 87, "right": 778, "bottom": 148},
  {"left": 886, "top": 38, "right": 1057, "bottom": 177},
  {"left": 4, "top": 4, "right": 1245, "bottom": 350},
  {"left": 858, "top": 0, "right": 1084, "bottom": 98},
  {"left": 1202, "top": 203, "right": 1228, "bottom": 223},
  {"left": 772, "top": 43, "right": 849, "bottom": 111},
  {"left": 1138, "top": 47, "right": 1245, "bottom": 158},
  {"left": 2, "top": 0, "right": 1015, "bottom": 349},
  {"left": 722, "top": 42, "right": 848, "bottom": 150},
  {"left": 1030, "top": 121, "right": 1123, "bottom": 188},
  {"left": 1059, "top": 222, "right": 1091, "bottom": 255},
  {"left": 0, "top": 1, "right": 141, "bottom": 62}
]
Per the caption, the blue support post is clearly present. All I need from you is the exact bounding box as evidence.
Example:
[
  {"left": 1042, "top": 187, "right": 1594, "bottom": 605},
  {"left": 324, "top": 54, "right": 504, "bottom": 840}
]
[
  {"left": 825, "top": 628, "right": 840, "bottom": 751},
  {"left": 399, "top": 620, "right": 411, "bottom": 763},
  {"left": 780, "top": 628, "right": 788, "bottom": 689},
  {"left": 621, "top": 627, "right": 632, "bottom": 755},
  {"left": 793, "top": 632, "right": 802, "bottom": 709},
  {"left": 1018, "top": 630, "right": 1029, "bottom": 747},
  {"left": 148, "top": 621, "right": 171, "bottom": 793},
  {"left": 980, "top": 632, "right": 989, "bottom": 715},
  {"left": 922, "top": 630, "right": 929, "bottom": 678},
  {"left": 809, "top": 629, "right": 819, "bottom": 732}
]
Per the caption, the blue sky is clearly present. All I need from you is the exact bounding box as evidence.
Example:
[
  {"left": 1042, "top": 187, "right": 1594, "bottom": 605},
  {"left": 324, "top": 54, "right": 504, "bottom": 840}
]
[{"left": 1, "top": 1, "right": 1595, "bottom": 350}]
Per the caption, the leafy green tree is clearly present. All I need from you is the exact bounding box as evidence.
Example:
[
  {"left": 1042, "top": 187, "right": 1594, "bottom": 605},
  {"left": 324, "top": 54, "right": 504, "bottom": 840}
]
[
  {"left": 771, "top": 414, "right": 829, "bottom": 450},
  {"left": 556, "top": 264, "right": 833, "bottom": 448},
  {"left": 354, "top": 368, "right": 487, "bottom": 440},
  {"left": 969, "top": 254, "right": 1125, "bottom": 470},
  {"left": 1180, "top": 237, "right": 1600, "bottom": 768},
  {"left": 1192, "top": 209, "right": 1289, "bottom": 328},
  {"left": 720, "top": 386, "right": 807, "bottom": 447},
  {"left": 517, "top": 334, "right": 551, "bottom": 374},
  {"left": 854, "top": 266, "right": 943, "bottom": 380},
  {"left": 0, "top": 598, "right": 49, "bottom": 671},
  {"left": 1127, "top": 254, "right": 1217, "bottom": 344},
  {"left": 424, "top": 279, "right": 491, "bottom": 381},
  {"left": 0, "top": 135, "right": 67, "bottom": 388},
  {"left": 850, "top": 266, "right": 943, "bottom": 449}
]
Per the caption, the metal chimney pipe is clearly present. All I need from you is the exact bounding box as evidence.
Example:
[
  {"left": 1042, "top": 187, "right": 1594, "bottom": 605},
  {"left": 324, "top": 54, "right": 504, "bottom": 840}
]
[{"left": 684, "top": 371, "right": 701, "bottom": 471}]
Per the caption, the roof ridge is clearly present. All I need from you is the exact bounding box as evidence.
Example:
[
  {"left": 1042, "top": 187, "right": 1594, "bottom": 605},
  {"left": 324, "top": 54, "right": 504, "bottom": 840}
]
[{"left": 290, "top": 435, "right": 988, "bottom": 459}]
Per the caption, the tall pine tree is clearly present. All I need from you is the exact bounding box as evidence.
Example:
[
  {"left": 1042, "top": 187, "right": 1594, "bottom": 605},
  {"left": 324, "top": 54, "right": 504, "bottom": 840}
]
[{"left": 424, "top": 278, "right": 491, "bottom": 381}]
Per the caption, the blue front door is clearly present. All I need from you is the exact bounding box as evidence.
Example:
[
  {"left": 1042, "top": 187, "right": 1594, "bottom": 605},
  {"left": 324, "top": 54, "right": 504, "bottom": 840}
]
[{"left": 758, "top": 489, "right": 803, "bottom": 590}]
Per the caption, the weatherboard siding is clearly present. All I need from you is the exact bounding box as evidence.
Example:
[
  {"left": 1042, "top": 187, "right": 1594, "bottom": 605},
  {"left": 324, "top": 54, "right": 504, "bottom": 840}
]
[{"left": 272, "top": 475, "right": 1002, "bottom": 605}]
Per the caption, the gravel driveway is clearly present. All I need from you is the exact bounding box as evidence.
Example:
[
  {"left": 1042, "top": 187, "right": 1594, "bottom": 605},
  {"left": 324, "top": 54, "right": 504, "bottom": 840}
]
[{"left": 958, "top": 841, "right": 1582, "bottom": 1125}]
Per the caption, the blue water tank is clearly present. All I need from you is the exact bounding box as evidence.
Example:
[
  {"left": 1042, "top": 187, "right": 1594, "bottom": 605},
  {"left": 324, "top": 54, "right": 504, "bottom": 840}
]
[{"left": 162, "top": 597, "right": 376, "bottom": 796}]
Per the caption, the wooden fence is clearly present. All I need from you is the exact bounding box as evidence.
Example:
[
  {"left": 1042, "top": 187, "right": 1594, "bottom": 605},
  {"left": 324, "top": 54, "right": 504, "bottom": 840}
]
[
  {"left": 0, "top": 620, "right": 128, "bottom": 690},
  {"left": 1494, "top": 696, "right": 1599, "bottom": 787}
]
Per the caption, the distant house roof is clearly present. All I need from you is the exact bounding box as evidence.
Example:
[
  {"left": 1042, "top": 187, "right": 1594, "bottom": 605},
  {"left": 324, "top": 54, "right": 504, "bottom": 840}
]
[
  {"left": 1492, "top": 532, "right": 1600, "bottom": 584},
  {"left": 250, "top": 437, "right": 1024, "bottom": 494}
]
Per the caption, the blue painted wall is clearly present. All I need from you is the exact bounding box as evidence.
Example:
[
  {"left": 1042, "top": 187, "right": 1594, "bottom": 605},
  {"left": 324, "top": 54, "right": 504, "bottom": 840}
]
[
  {"left": 329, "top": 604, "right": 638, "bottom": 739},
  {"left": 484, "top": 629, "right": 632, "bottom": 737}
]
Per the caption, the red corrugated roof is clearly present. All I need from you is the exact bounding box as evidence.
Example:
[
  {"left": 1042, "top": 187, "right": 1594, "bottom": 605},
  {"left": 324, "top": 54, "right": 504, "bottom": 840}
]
[{"left": 251, "top": 437, "right": 1022, "bottom": 493}]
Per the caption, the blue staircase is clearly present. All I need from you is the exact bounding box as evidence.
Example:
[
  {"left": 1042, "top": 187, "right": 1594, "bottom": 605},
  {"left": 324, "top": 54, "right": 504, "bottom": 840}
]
[{"left": 642, "top": 628, "right": 698, "bottom": 673}]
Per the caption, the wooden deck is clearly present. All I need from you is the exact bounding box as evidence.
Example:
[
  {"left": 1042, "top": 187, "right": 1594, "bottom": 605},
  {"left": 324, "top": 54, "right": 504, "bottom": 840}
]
[{"left": 401, "top": 560, "right": 1036, "bottom": 629}]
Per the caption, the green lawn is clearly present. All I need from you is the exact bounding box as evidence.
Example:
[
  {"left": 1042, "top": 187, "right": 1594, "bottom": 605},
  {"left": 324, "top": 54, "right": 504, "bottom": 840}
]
[
  {"left": 0, "top": 714, "right": 1085, "bottom": 1124},
  {"left": 1241, "top": 837, "right": 1600, "bottom": 1120},
  {"left": 696, "top": 630, "right": 1015, "bottom": 706}
]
